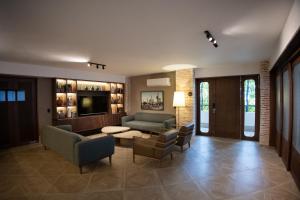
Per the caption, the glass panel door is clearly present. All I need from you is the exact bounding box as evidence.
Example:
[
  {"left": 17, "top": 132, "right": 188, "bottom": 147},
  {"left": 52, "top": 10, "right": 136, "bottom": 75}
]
[
  {"left": 199, "top": 82, "right": 209, "bottom": 133},
  {"left": 282, "top": 70, "right": 290, "bottom": 140},
  {"left": 243, "top": 79, "right": 256, "bottom": 137},
  {"left": 293, "top": 63, "right": 300, "bottom": 153}
]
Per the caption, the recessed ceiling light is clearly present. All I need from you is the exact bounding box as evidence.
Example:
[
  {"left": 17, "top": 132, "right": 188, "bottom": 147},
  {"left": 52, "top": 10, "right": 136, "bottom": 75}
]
[{"left": 162, "top": 64, "right": 197, "bottom": 71}]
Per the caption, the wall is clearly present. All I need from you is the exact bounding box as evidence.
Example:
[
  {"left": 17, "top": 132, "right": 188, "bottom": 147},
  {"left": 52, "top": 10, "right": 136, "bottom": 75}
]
[
  {"left": 0, "top": 61, "right": 126, "bottom": 83},
  {"left": 194, "top": 63, "right": 260, "bottom": 78},
  {"left": 176, "top": 69, "right": 194, "bottom": 126},
  {"left": 259, "top": 61, "right": 271, "bottom": 145},
  {"left": 270, "top": 0, "right": 300, "bottom": 68},
  {"left": 128, "top": 72, "right": 176, "bottom": 115},
  {"left": 37, "top": 78, "right": 52, "bottom": 138}
]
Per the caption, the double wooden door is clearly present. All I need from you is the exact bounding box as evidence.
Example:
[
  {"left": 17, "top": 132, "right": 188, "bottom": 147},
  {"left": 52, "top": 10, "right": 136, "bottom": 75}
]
[
  {"left": 0, "top": 76, "right": 38, "bottom": 148},
  {"left": 196, "top": 75, "right": 259, "bottom": 140}
]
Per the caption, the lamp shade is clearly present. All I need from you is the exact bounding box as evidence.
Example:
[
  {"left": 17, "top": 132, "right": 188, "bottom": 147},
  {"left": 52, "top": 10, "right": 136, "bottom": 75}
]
[{"left": 173, "top": 91, "right": 185, "bottom": 107}]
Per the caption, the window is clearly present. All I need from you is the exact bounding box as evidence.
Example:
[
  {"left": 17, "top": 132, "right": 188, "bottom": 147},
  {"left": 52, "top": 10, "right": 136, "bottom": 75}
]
[
  {"left": 17, "top": 90, "right": 25, "bottom": 101},
  {"left": 200, "top": 82, "right": 209, "bottom": 133},
  {"left": 0, "top": 90, "right": 5, "bottom": 102},
  {"left": 244, "top": 79, "right": 256, "bottom": 137},
  {"left": 7, "top": 90, "right": 16, "bottom": 102}
]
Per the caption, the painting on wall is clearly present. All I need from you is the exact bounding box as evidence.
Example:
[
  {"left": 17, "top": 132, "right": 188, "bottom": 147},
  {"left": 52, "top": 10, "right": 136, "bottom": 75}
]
[{"left": 141, "top": 91, "right": 164, "bottom": 111}]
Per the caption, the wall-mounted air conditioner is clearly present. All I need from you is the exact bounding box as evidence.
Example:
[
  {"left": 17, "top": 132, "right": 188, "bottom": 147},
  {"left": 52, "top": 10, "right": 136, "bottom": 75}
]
[{"left": 146, "top": 78, "right": 171, "bottom": 87}]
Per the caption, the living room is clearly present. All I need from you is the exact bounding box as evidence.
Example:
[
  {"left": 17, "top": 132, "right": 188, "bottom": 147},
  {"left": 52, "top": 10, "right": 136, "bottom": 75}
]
[{"left": 0, "top": 0, "right": 300, "bottom": 199}]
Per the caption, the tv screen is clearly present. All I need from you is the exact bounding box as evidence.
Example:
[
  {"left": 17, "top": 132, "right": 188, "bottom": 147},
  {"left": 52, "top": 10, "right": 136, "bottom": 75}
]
[{"left": 78, "top": 94, "right": 108, "bottom": 116}]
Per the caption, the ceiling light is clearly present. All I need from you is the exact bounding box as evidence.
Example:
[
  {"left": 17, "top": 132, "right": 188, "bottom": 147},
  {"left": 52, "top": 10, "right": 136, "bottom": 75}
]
[
  {"left": 87, "top": 62, "right": 107, "bottom": 70},
  {"left": 204, "top": 30, "right": 218, "bottom": 48},
  {"left": 163, "top": 64, "right": 197, "bottom": 71}
]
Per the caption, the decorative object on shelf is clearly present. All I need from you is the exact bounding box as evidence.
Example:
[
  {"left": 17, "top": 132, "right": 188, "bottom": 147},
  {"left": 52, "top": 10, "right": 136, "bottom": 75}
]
[
  {"left": 173, "top": 91, "right": 186, "bottom": 127},
  {"left": 87, "top": 62, "right": 106, "bottom": 70},
  {"left": 141, "top": 91, "right": 164, "bottom": 111}
]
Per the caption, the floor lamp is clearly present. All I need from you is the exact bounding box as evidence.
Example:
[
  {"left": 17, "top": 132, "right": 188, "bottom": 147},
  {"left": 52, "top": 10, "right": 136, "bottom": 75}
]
[{"left": 173, "top": 91, "right": 186, "bottom": 128}]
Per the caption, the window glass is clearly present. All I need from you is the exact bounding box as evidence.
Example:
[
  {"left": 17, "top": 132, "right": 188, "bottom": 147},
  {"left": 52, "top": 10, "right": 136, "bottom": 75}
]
[
  {"left": 282, "top": 70, "right": 290, "bottom": 140},
  {"left": 0, "top": 90, "right": 5, "bottom": 102},
  {"left": 293, "top": 63, "right": 300, "bottom": 153},
  {"left": 7, "top": 90, "right": 16, "bottom": 102},
  {"left": 200, "top": 82, "right": 209, "bottom": 133},
  {"left": 276, "top": 75, "right": 281, "bottom": 133},
  {"left": 17, "top": 90, "right": 25, "bottom": 101},
  {"left": 244, "top": 79, "right": 256, "bottom": 137}
]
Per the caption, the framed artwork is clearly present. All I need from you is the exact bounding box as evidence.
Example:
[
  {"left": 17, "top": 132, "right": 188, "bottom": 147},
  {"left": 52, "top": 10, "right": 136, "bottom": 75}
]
[{"left": 141, "top": 91, "right": 164, "bottom": 111}]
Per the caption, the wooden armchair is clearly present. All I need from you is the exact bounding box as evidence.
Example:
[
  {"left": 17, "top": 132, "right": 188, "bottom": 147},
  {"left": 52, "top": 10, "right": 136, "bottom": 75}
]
[
  {"left": 132, "top": 129, "right": 178, "bottom": 164},
  {"left": 176, "top": 123, "right": 194, "bottom": 152}
]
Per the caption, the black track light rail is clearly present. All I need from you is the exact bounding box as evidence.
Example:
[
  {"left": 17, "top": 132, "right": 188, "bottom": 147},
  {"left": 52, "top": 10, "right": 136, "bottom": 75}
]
[
  {"left": 87, "top": 62, "right": 106, "bottom": 70},
  {"left": 204, "top": 30, "right": 218, "bottom": 48}
]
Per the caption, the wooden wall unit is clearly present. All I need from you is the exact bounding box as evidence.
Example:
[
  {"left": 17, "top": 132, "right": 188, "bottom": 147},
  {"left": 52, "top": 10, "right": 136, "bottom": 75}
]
[{"left": 53, "top": 78, "right": 125, "bottom": 132}]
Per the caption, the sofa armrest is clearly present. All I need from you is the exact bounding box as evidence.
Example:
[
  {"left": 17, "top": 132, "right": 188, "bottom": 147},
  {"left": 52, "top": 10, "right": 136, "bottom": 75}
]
[
  {"left": 74, "top": 136, "right": 115, "bottom": 166},
  {"left": 56, "top": 124, "right": 72, "bottom": 132},
  {"left": 122, "top": 115, "right": 134, "bottom": 125},
  {"left": 163, "top": 118, "right": 176, "bottom": 129}
]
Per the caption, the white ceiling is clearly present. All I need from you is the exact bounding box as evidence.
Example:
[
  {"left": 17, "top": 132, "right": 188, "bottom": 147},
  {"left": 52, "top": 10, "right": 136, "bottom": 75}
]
[{"left": 0, "top": 0, "right": 293, "bottom": 76}]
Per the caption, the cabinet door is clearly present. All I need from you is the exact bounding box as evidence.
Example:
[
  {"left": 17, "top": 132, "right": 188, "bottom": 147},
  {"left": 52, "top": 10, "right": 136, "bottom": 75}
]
[{"left": 0, "top": 78, "right": 11, "bottom": 148}]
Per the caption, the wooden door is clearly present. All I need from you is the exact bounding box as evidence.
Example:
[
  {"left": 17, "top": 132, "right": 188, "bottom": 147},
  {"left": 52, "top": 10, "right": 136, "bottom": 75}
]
[
  {"left": 196, "top": 76, "right": 241, "bottom": 139},
  {"left": 281, "top": 64, "right": 293, "bottom": 169},
  {"left": 291, "top": 56, "right": 300, "bottom": 188},
  {"left": 275, "top": 71, "right": 283, "bottom": 155},
  {"left": 0, "top": 76, "right": 38, "bottom": 148},
  {"left": 213, "top": 77, "right": 241, "bottom": 139}
]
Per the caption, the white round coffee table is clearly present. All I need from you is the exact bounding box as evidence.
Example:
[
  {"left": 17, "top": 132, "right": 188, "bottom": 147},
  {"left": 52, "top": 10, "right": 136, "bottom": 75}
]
[{"left": 101, "top": 126, "right": 130, "bottom": 134}]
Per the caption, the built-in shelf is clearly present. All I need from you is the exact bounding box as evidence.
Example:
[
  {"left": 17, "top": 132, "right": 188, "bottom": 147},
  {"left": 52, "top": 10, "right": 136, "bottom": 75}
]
[{"left": 53, "top": 78, "right": 125, "bottom": 119}]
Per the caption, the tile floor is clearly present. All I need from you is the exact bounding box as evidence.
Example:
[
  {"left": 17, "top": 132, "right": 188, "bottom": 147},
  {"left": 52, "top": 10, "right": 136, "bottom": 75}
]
[{"left": 0, "top": 136, "right": 299, "bottom": 200}]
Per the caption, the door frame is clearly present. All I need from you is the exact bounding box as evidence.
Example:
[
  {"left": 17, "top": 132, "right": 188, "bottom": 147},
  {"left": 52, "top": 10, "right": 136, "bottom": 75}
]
[
  {"left": 195, "top": 75, "right": 260, "bottom": 141},
  {"left": 240, "top": 75, "right": 260, "bottom": 141}
]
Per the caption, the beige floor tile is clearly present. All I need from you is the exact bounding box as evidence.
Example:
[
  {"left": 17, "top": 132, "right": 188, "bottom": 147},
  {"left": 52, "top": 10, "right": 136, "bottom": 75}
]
[
  {"left": 125, "top": 168, "right": 160, "bottom": 188},
  {"left": 155, "top": 167, "right": 192, "bottom": 186},
  {"left": 124, "top": 187, "right": 166, "bottom": 200}
]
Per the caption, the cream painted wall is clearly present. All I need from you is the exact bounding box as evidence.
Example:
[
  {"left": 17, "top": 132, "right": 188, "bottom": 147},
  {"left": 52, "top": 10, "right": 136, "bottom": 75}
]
[
  {"left": 194, "top": 63, "right": 260, "bottom": 78},
  {"left": 270, "top": 0, "right": 300, "bottom": 68},
  {"left": 128, "top": 72, "right": 176, "bottom": 115},
  {"left": 0, "top": 61, "right": 126, "bottom": 83},
  {"left": 37, "top": 78, "right": 52, "bottom": 137}
]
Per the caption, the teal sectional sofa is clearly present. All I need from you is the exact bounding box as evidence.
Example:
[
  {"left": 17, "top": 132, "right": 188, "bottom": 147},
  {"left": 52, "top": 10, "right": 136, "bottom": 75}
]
[
  {"left": 41, "top": 125, "right": 114, "bottom": 173},
  {"left": 122, "top": 112, "right": 176, "bottom": 133}
]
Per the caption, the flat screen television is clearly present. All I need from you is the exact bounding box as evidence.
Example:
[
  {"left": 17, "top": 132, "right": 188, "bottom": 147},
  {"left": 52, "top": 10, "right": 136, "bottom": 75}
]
[{"left": 77, "top": 93, "right": 108, "bottom": 116}]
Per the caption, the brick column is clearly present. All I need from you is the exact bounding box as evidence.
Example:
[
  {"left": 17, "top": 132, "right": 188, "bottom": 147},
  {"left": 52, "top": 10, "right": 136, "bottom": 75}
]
[
  {"left": 259, "top": 61, "right": 271, "bottom": 145},
  {"left": 175, "top": 69, "right": 194, "bottom": 126}
]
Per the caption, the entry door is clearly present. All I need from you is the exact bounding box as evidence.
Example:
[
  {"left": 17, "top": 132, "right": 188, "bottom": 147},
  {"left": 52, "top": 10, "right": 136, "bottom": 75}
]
[
  {"left": 281, "top": 64, "right": 292, "bottom": 169},
  {"left": 0, "top": 77, "right": 38, "bottom": 148},
  {"left": 275, "top": 71, "right": 283, "bottom": 155},
  {"left": 197, "top": 77, "right": 241, "bottom": 139}
]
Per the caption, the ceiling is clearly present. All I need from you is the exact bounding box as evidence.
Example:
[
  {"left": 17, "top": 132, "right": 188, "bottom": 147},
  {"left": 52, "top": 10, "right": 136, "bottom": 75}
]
[{"left": 0, "top": 0, "right": 293, "bottom": 76}]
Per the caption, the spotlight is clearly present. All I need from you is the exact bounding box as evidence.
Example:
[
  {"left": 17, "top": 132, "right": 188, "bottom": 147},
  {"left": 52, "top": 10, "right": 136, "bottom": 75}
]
[
  {"left": 102, "top": 65, "right": 106, "bottom": 70},
  {"left": 87, "top": 62, "right": 107, "bottom": 70},
  {"left": 204, "top": 30, "right": 218, "bottom": 48},
  {"left": 96, "top": 65, "right": 99, "bottom": 69},
  {"left": 87, "top": 63, "right": 91, "bottom": 67}
]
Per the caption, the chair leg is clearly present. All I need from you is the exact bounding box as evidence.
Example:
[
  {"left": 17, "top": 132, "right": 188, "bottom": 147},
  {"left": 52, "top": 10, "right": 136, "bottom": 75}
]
[
  {"left": 109, "top": 155, "right": 112, "bottom": 165},
  {"left": 43, "top": 145, "right": 47, "bottom": 150},
  {"left": 188, "top": 142, "right": 191, "bottom": 148},
  {"left": 79, "top": 166, "right": 82, "bottom": 174},
  {"left": 133, "top": 153, "right": 135, "bottom": 163},
  {"left": 170, "top": 152, "right": 173, "bottom": 160}
]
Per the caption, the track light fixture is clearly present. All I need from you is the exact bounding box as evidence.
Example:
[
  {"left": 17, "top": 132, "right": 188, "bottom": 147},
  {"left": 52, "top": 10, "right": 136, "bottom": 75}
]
[
  {"left": 87, "top": 62, "right": 106, "bottom": 70},
  {"left": 204, "top": 30, "right": 218, "bottom": 48}
]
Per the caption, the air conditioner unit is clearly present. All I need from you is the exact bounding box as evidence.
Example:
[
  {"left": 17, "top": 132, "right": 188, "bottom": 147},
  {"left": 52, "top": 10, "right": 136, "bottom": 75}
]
[{"left": 146, "top": 78, "right": 171, "bottom": 87}]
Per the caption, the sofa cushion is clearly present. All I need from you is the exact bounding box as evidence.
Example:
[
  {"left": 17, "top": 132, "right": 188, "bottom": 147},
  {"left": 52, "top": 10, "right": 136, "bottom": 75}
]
[
  {"left": 125, "top": 120, "right": 164, "bottom": 132},
  {"left": 134, "top": 112, "right": 175, "bottom": 123},
  {"left": 158, "top": 129, "right": 178, "bottom": 142}
]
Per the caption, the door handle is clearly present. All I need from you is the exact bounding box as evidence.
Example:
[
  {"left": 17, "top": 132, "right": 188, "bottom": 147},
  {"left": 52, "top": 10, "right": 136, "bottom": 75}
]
[{"left": 212, "top": 103, "right": 216, "bottom": 114}]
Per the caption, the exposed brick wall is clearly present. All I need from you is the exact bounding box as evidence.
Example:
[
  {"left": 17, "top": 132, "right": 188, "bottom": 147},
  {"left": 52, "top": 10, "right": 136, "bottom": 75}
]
[
  {"left": 259, "top": 61, "right": 271, "bottom": 145},
  {"left": 175, "top": 69, "right": 194, "bottom": 126}
]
